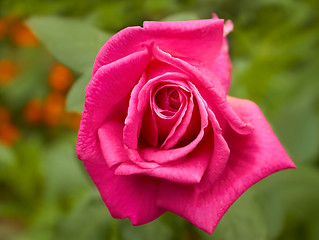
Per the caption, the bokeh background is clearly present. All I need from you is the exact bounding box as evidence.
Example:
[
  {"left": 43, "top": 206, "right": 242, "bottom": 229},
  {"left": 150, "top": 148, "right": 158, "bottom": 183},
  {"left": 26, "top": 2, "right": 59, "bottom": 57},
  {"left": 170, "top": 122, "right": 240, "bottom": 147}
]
[{"left": 0, "top": 0, "right": 319, "bottom": 239}]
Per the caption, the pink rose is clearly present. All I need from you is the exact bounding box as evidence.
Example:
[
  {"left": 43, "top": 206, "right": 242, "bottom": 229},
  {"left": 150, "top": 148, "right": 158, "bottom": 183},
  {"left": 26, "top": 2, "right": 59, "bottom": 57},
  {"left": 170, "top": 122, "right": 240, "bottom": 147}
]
[{"left": 76, "top": 15, "right": 296, "bottom": 233}]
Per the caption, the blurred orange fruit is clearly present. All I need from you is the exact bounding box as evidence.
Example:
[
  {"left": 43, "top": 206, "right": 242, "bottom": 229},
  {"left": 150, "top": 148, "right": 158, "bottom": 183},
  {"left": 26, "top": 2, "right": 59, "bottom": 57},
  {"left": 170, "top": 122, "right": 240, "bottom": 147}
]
[
  {"left": 64, "top": 112, "right": 82, "bottom": 131},
  {"left": 0, "top": 19, "right": 7, "bottom": 41},
  {"left": 43, "top": 92, "right": 65, "bottom": 127},
  {"left": 9, "top": 22, "right": 39, "bottom": 47},
  {"left": 0, "top": 122, "right": 20, "bottom": 146},
  {"left": 23, "top": 99, "right": 43, "bottom": 124},
  {"left": 0, "top": 106, "right": 11, "bottom": 124},
  {"left": 0, "top": 59, "right": 18, "bottom": 84},
  {"left": 48, "top": 63, "right": 74, "bottom": 92}
]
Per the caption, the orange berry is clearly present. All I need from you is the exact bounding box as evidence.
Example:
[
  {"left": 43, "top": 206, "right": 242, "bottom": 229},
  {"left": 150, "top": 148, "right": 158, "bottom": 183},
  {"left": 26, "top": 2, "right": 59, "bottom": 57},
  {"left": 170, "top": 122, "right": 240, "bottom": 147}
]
[
  {"left": 0, "top": 122, "right": 20, "bottom": 146},
  {"left": 0, "top": 59, "right": 18, "bottom": 84},
  {"left": 23, "top": 99, "right": 43, "bottom": 124},
  {"left": 48, "top": 63, "right": 74, "bottom": 92},
  {"left": 64, "top": 112, "right": 82, "bottom": 131},
  {"left": 0, "top": 106, "right": 11, "bottom": 124},
  {"left": 9, "top": 22, "right": 38, "bottom": 47},
  {"left": 43, "top": 92, "right": 65, "bottom": 127},
  {"left": 0, "top": 19, "right": 7, "bottom": 41}
]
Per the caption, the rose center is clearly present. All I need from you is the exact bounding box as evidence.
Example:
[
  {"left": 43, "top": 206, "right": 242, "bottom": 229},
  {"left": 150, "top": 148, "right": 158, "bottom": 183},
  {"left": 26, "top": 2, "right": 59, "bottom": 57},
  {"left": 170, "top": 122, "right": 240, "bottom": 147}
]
[{"left": 154, "top": 87, "right": 181, "bottom": 116}]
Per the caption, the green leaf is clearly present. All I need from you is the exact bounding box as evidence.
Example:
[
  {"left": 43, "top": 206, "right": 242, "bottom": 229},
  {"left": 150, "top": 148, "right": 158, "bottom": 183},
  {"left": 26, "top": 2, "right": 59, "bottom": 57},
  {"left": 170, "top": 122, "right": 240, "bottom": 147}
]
[
  {"left": 66, "top": 68, "right": 92, "bottom": 113},
  {"left": 27, "top": 16, "right": 112, "bottom": 73},
  {"left": 42, "top": 133, "right": 89, "bottom": 200},
  {"left": 197, "top": 191, "right": 266, "bottom": 240}
]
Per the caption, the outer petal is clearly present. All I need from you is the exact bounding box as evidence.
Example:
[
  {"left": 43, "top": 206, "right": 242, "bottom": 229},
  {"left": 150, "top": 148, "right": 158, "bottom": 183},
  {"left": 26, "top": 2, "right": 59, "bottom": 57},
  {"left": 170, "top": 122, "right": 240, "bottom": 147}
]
[
  {"left": 93, "top": 19, "right": 224, "bottom": 74},
  {"left": 92, "top": 27, "right": 145, "bottom": 75},
  {"left": 143, "top": 19, "right": 224, "bottom": 65},
  {"left": 83, "top": 160, "right": 165, "bottom": 225},
  {"left": 211, "top": 14, "right": 233, "bottom": 92},
  {"left": 76, "top": 48, "right": 150, "bottom": 164},
  {"left": 98, "top": 121, "right": 127, "bottom": 168},
  {"left": 209, "top": 37, "right": 232, "bottom": 93},
  {"left": 77, "top": 46, "right": 163, "bottom": 226},
  {"left": 157, "top": 97, "right": 296, "bottom": 233}
]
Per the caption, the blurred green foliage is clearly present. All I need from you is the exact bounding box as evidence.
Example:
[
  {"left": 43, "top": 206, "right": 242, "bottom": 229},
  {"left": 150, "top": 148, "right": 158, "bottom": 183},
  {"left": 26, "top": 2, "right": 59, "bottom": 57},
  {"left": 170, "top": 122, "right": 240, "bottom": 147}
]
[{"left": 1, "top": 0, "right": 319, "bottom": 239}]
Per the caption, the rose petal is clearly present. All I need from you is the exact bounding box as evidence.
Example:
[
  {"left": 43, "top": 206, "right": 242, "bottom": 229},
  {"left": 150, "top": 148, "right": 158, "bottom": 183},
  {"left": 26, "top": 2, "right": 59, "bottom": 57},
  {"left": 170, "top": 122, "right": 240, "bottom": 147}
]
[
  {"left": 156, "top": 97, "right": 296, "bottom": 234},
  {"left": 152, "top": 85, "right": 188, "bottom": 141},
  {"left": 209, "top": 13, "right": 233, "bottom": 92},
  {"left": 140, "top": 103, "right": 158, "bottom": 147},
  {"left": 77, "top": 49, "right": 150, "bottom": 164},
  {"left": 123, "top": 73, "right": 147, "bottom": 150},
  {"left": 98, "top": 121, "right": 127, "bottom": 168},
  {"left": 93, "top": 19, "right": 224, "bottom": 75},
  {"left": 224, "top": 20, "right": 233, "bottom": 36},
  {"left": 125, "top": 148, "right": 160, "bottom": 169},
  {"left": 161, "top": 93, "right": 194, "bottom": 149},
  {"left": 209, "top": 37, "right": 232, "bottom": 93},
  {"left": 83, "top": 160, "right": 165, "bottom": 225},
  {"left": 195, "top": 109, "right": 230, "bottom": 192},
  {"left": 93, "top": 27, "right": 145, "bottom": 75},
  {"left": 143, "top": 19, "right": 224, "bottom": 65},
  {"left": 212, "top": 13, "right": 233, "bottom": 36},
  {"left": 115, "top": 133, "right": 213, "bottom": 184},
  {"left": 145, "top": 60, "right": 185, "bottom": 81}
]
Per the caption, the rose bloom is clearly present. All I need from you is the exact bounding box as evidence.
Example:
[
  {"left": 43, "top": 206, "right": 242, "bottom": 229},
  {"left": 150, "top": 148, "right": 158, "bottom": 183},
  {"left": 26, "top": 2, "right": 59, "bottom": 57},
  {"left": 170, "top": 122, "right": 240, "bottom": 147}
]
[{"left": 76, "top": 15, "right": 296, "bottom": 233}]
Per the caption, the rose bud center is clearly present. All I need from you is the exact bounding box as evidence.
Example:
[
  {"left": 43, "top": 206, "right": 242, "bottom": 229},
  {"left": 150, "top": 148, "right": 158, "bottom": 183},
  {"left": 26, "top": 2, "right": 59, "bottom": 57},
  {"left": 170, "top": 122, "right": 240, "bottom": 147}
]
[{"left": 154, "top": 86, "right": 182, "bottom": 117}]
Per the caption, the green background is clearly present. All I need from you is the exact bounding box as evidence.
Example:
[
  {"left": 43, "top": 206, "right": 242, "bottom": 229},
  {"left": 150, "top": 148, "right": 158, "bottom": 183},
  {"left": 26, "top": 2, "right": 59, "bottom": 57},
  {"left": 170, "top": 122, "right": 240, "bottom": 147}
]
[{"left": 1, "top": 0, "right": 319, "bottom": 239}]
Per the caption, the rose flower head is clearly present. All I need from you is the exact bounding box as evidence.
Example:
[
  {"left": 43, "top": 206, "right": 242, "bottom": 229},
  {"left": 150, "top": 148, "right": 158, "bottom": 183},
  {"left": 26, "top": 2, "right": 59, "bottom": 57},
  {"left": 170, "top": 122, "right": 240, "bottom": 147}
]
[{"left": 76, "top": 15, "right": 296, "bottom": 234}]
